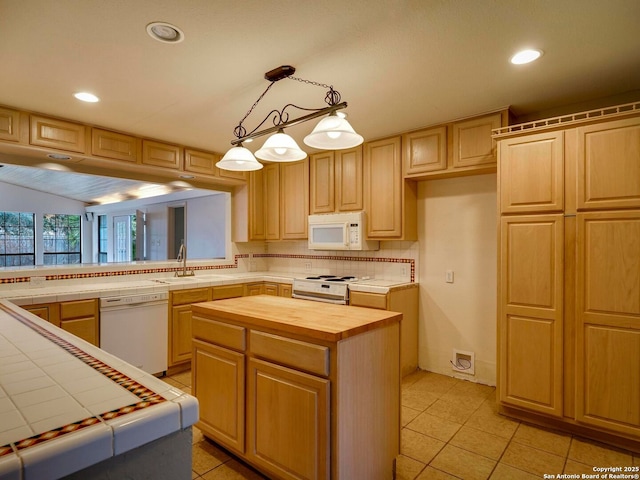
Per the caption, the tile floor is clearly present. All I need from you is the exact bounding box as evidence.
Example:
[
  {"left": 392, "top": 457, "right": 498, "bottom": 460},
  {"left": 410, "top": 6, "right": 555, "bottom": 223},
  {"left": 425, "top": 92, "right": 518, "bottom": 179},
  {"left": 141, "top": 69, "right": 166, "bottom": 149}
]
[{"left": 164, "top": 369, "right": 639, "bottom": 480}]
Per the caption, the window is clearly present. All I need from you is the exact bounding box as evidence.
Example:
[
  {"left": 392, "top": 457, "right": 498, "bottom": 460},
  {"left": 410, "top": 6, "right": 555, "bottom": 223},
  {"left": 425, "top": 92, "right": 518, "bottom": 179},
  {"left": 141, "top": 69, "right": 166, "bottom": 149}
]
[
  {"left": 0, "top": 211, "right": 35, "bottom": 266},
  {"left": 98, "top": 214, "right": 108, "bottom": 263},
  {"left": 43, "top": 214, "right": 81, "bottom": 264}
]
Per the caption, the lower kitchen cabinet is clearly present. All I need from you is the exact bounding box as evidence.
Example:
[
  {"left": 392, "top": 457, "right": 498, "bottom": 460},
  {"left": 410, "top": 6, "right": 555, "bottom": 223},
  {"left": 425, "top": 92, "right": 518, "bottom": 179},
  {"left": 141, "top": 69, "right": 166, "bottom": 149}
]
[
  {"left": 24, "top": 299, "right": 99, "bottom": 346},
  {"left": 192, "top": 296, "right": 401, "bottom": 479},
  {"left": 349, "top": 285, "right": 419, "bottom": 377},
  {"left": 169, "top": 288, "right": 211, "bottom": 367}
]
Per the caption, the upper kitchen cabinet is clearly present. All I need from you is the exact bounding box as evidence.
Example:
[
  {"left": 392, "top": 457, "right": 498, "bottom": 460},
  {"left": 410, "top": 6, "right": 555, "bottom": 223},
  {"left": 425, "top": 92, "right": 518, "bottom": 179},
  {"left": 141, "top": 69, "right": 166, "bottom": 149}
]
[
  {"left": 184, "top": 148, "right": 247, "bottom": 180},
  {"left": 403, "top": 110, "right": 508, "bottom": 180},
  {"left": 577, "top": 116, "right": 640, "bottom": 211},
  {"left": 310, "top": 146, "right": 363, "bottom": 214},
  {"left": 364, "top": 136, "right": 417, "bottom": 240},
  {"left": 249, "top": 160, "right": 309, "bottom": 241},
  {"left": 499, "top": 130, "right": 565, "bottom": 214},
  {"left": 0, "top": 106, "right": 21, "bottom": 142},
  {"left": 142, "top": 139, "right": 182, "bottom": 170},
  {"left": 30, "top": 114, "right": 87, "bottom": 153},
  {"left": 91, "top": 128, "right": 140, "bottom": 163}
]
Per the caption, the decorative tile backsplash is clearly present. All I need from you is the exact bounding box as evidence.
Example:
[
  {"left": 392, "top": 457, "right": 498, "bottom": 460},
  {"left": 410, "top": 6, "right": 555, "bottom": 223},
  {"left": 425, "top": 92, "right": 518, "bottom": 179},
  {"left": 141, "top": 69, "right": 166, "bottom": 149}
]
[{"left": 0, "top": 241, "right": 418, "bottom": 285}]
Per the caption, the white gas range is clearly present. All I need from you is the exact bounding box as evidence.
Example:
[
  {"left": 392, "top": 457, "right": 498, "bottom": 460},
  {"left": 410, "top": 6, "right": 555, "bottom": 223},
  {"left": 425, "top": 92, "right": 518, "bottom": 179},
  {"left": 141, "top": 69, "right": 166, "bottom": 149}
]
[{"left": 292, "top": 275, "right": 370, "bottom": 304}]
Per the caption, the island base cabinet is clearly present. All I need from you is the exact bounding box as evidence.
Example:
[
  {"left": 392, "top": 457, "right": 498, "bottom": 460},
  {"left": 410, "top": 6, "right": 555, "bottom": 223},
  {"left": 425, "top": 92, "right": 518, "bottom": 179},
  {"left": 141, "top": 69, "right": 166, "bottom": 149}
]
[
  {"left": 193, "top": 339, "right": 245, "bottom": 455},
  {"left": 247, "top": 358, "right": 330, "bottom": 480}
]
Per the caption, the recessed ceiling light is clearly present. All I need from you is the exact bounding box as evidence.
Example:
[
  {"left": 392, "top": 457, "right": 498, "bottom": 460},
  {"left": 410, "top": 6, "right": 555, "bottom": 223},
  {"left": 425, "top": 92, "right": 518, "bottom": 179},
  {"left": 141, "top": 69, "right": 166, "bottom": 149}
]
[
  {"left": 74, "top": 92, "right": 100, "bottom": 103},
  {"left": 179, "top": 174, "right": 195, "bottom": 179},
  {"left": 510, "top": 49, "right": 543, "bottom": 65},
  {"left": 146, "top": 22, "right": 185, "bottom": 43}
]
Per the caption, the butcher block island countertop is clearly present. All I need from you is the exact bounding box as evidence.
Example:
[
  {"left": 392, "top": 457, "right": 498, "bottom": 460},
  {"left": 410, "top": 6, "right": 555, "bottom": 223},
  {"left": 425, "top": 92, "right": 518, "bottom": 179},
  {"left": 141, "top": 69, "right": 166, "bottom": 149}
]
[
  {"left": 191, "top": 295, "right": 402, "bottom": 480},
  {"left": 191, "top": 294, "right": 402, "bottom": 342}
]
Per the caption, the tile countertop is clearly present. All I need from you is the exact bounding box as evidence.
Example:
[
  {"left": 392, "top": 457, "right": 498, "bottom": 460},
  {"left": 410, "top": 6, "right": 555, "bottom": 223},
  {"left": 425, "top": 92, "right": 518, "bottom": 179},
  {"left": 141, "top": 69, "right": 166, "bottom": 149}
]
[
  {"left": 0, "top": 300, "right": 198, "bottom": 480},
  {"left": 0, "top": 272, "right": 415, "bottom": 304}
]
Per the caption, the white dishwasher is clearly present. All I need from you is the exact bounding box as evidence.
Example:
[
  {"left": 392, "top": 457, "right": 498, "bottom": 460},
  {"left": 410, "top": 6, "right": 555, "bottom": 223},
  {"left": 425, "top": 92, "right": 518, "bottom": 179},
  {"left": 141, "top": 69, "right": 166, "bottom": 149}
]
[{"left": 100, "top": 291, "right": 169, "bottom": 376}]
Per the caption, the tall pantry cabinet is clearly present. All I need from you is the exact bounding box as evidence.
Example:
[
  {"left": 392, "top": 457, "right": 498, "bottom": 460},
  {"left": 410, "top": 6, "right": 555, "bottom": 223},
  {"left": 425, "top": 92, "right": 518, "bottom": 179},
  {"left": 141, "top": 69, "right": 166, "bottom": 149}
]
[{"left": 496, "top": 107, "right": 640, "bottom": 450}]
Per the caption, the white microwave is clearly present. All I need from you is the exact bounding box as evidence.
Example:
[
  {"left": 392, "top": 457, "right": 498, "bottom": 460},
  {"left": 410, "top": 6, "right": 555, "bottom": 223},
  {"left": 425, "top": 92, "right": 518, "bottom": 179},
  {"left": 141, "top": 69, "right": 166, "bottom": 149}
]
[{"left": 308, "top": 212, "right": 379, "bottom": 251}]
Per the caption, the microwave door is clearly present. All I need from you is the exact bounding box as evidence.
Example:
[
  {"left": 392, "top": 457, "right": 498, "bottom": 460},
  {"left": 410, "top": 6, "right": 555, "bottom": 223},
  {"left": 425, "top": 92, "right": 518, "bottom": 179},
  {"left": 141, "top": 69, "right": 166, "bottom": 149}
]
[{"left": 310, "top": 222, "right": 348, "bottom": 249}]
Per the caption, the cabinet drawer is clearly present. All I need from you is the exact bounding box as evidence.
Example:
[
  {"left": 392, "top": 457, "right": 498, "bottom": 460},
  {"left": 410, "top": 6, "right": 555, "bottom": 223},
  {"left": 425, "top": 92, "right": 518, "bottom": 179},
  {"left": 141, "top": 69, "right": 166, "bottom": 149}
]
[
  {"left": 211, "top": 284, "right": 244, "bottom": 300},
  {"left": 349, "top": 291, "right": 388, "bottom": 310},
  {"left": 60, "top": 299, "right": 97, "bottom": 319},
  {"left": 192, "top": 316, "right": 246, "bottom": 351},
  {"left": 249, "top": 330, "right": 329, "bottom": 377},
  {"left": 171, "top": 288, "right": 210, "bottom": 306}
]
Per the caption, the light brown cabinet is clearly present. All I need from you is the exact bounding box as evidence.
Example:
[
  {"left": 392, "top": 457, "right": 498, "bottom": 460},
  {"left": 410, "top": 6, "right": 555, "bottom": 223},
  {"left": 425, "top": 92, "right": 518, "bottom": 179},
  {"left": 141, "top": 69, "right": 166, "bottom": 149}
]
[
  {"left": 192, "top": 296, "right": 400, "bottom": 479},
  {"left": 310, "top": 146, "right": 363, "bottom": 214},
  {"left": 403, "top": 111, "right": 507, "bottom": 180},
  {"left": 245, "top": 282, "right": 292, "bottom": 298},
  {"left": 0, "top": 106, "right": 20, "bottom": 142},
  {"left": 497, "top": 110, "right": 640, "bottom": 449},
  {"left": 349, "top": 286, "right": 419, "bottom": 377},
  {"left": 169, "top": 287, "right": 211, "bottom": 367},
  {"left": 249, "top": 161, "right": 309, "bottom": 241},
  {"left": 142, "top": 139, "right": 182, "bottom": 170},
  {"left": 22, "top": 299, "right": 99, "bottom": 346},
  {"left": 30, "top": 115, "right": 86, "bottom": 153},
  {"left": 364, "top": 136, "right": 417, "bottom": 240},
  {"left": 91, "top": 128, "right": 140, "bottom": 163}
]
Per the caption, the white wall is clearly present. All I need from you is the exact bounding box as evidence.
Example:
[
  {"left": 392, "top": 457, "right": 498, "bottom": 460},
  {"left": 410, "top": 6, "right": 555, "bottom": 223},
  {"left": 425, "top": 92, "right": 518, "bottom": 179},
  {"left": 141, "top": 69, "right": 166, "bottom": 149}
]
[
  {"left": 417, "top": 174, "right": 497, "bottom": 385},
  {"left": 186, "top": 194, "right": 226, "bottom": 259},
  {"left": 0, "top": 182, "right": 93, "bottom": 263}
]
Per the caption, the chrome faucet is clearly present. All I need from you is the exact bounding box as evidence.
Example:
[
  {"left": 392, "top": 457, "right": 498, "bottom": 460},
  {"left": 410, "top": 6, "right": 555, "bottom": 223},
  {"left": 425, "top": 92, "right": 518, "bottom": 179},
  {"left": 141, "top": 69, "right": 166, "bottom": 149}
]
[{"left": 175, "top": 242, "right": 195, "bottom": 277}]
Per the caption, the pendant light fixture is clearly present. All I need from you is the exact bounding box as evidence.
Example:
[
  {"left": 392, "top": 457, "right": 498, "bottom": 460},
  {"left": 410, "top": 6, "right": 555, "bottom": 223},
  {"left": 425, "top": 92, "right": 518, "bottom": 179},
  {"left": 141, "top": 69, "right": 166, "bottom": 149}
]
[{"left": 217, "top": 65, "right": 363, "bottom": 172}]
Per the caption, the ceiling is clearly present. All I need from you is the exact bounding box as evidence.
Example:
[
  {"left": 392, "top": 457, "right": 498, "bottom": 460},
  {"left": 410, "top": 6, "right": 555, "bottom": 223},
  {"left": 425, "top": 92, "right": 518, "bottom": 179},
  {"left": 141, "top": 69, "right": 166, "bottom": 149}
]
[{"left": 1, "top": 0, "right": 639, "bottom": 203}]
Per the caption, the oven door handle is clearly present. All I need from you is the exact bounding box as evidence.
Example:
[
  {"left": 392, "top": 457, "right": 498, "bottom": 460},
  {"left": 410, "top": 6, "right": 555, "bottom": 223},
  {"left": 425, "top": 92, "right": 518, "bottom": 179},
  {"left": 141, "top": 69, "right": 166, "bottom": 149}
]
[{"left": 292, "top": 292, "right": 348, "bottom": 305}]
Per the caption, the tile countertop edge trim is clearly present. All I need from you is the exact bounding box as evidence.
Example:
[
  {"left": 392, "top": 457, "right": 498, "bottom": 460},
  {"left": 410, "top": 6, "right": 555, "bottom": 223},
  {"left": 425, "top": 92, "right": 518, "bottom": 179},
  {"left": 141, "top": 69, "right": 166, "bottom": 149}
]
[{"left": 0, "top": 301, "right": 198, "bottom": 478}]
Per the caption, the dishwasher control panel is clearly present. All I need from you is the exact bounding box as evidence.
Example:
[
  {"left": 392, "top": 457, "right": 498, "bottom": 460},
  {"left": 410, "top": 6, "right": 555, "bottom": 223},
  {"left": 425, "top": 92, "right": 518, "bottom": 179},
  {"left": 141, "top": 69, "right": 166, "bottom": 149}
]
[{"left": 100, "top": 291, "right": 169, "bottom": 308}]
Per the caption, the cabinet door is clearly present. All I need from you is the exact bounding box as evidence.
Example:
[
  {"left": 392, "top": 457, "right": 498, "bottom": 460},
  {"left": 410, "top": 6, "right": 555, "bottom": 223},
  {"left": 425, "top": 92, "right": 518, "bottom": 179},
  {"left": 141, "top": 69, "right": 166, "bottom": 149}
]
[
  {"left": 403, "top": 126, "right": 447, "bottom": 175},
  {"left": 0, "top": 106, "right": 20, "bottom": 142},
  {"left": 263, "top": 283, "right": 278, "bottom": 296},
  {"left": 171, "top": 305, "right": 194, "bottom": 365},
  {"left": 244, "top": 283, "right": 264, "bottom": 296},
  {"left": 30, "top": 115, "right": 86, "bottom": 153},
  {"left": 61, "top": 317, "right": 98, "bottom": 345},
  {"left": 310, "top": 152, "right": 335, "bottom": 214},
  {"left": 335, "top": 146, "right": 363, "bottom": 211},
  {"left": 452, "top": 112, "right": 502, "bottom": 168},
  {"left": 91, "top": 128, "right": 139, "bottom": 163},
  {"left": 280, "top": 160, "right": 309, "bottom": 239},
  {"left": 184, "top": 148, "right": 219, "bottom": 175},
  {"left": 249, "top": 168, "right": 266, "bottom": 240},
  {"left": 577, "top": 117, "right": 640, "bottom": 210},
  {"left": 499, "top": 214, "right": 564, "bottom": 417},
  {"left": 246, "top": 358, "right": 330, "bottom": 480},
  {"left": 264, "top": 164, "right": 280, "bottom": 240},
  {"left": 193, "top": 339, "right": 245, "bottom": 454},
  {"left": 575, "top": 211, "right": 640, "bottom": 437},
  {"left": 278, "top": 283, "right": 292, "bottom": 298},
  {"left": 60, "top": 299, "right": 99, "bottom": 346},
  {"left": 499, "top": 131, "right": 564, "bottom": 214},
  {"left": 364, "top": 136, "right": 403, "bottom": 238},
  {"left": 142, "top": 140, "right": 181, "bottom": 170}
]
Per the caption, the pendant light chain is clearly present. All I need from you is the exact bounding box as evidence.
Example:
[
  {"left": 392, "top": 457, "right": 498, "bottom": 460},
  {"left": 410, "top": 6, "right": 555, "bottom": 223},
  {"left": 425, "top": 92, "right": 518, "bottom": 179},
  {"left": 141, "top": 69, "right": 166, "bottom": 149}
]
[
  {"left": 288, "top": 76, "right": 341, "bottom": 106},
  {"left": 234, "top": 81, "right": 277, "bottom": 139}
]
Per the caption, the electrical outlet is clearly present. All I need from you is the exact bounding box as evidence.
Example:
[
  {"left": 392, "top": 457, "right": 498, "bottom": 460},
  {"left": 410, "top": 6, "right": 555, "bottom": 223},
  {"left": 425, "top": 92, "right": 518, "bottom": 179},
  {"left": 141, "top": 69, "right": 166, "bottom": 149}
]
[
  {"left": 451, "top": 349, "right": 475, "bottom": 375},
  {"left": 30, "top": 276, "right": 46, "bottom": 287},
  {"left": 304, "top": 262, "right": 312, "bottom": 271},
  {"left": 249, "top": 261, "right": 257, "bottom": 272},
  {"left": 446, "top": 270, "right": 454, "bottom": 283},
  {"left": 402, "top": 266, "right": 407, "bottom": 277}
]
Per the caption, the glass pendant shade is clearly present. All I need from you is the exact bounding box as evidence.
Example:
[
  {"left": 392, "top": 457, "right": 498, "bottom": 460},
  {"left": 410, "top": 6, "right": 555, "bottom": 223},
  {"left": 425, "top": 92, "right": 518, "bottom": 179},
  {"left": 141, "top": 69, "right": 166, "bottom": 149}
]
[
  {"left": 303, "top": 114, "right": 364, "bottom": 149},
  {"left": 254, "top": 132, "right": 307, "bottom": 161},
  {"left": 216, "top": 146, "right": 263, "bottom": 171}
]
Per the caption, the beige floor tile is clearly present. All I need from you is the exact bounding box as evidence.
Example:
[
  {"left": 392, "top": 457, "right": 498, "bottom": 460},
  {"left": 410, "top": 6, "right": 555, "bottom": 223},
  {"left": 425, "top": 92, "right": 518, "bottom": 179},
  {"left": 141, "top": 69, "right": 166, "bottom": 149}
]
[
  {"left": 449, "top": 425, "right": 509, "bottom": 460},
  {"left": 568, "top": 437, "right": 634, "bottom": 467},
  {"left": 163, "top": 377, "right": 187, "bottom": 390},
  {"left": 395, "top": 454, "right": 426, "bottom": 480},
  {"left": 426, "top": 397, "right": 481, "bottom": 424},
  {"left": 444, "top": 380, "right": 495, "bottom": 403},
  {"left": 402, "top": 387, "right": 440, "bottom": 411},
  {"left": 511, "top": 423, "right": 571, "bottom": 457},
  {"left": 416, "top": 466, "right": 462, "bottom": 479},
  {"left": 430, "top": 444, "right": 496, "bottom": 480},
  {"left": 564, "top": 459, "right": 598, "bottom": 475},
  {"left": 192, "top": 439, "right": 232, "bottom": 476},
  {"left": 402, "top": 369, "right": 430, "bottom": 388},
  {"left": 410, "top": 372, "right": 459, "bottom": 396},
  {"left": 201, "top": 459, "right": 267, "bottom": 480},
  {"left": 501, "top": 442, "right": 565, "bottom": 477},
  {"left": 401, "top": 428, "right": 446, "bottom": 464},
  {"left": 402, "top": 405, "right": 422, "bottom": 427},
  {"left": 193, "top": 471, "right": 200, "bottom": 479},
  {"left": 171, "top": 370, "right": 193, "bottom": 387},
  {"left": 489, "top": 463, "right": 539, "bottom": 480},
  {"left": 406, "top": 411, "right": 462, "bottom": 443},
  {"left": 464, "top": 399, "right": 520, "bottom": 439},
  {"left": 193, "top": 426, "right": 204, "bottom": 444}
]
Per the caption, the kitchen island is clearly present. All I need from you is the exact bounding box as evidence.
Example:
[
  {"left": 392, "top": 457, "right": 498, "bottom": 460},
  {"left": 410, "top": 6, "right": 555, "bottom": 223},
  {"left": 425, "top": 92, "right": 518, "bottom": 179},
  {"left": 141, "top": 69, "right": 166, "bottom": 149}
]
[
  {"left": 191, "top": 295, "right": 402, "bottom": 480},
  {"left": 0, "top": 300, "right": 198, "bottom": 480}
]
